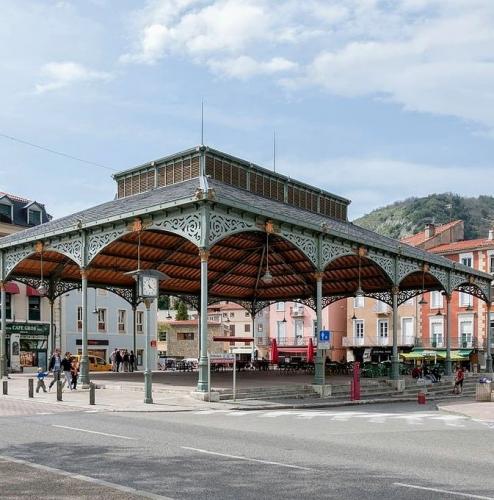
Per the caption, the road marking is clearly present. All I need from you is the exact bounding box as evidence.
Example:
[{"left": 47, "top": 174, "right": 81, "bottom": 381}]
[
  {"left": 0, "top": 455, "right": 174, "bottom": 500},
  {"left": 52, "top": 425, "right": 136, "bottom": 440},
  {"left": 181, "top": 446, "right": 313, "bottom": 471},
  {"left": 394, "top": 482, "right": 494, "bottom": 499}
]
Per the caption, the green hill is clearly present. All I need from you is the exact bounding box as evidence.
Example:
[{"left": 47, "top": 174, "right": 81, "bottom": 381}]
[{"left": 353, "top": 193, "right": 494, "bottom": 241}]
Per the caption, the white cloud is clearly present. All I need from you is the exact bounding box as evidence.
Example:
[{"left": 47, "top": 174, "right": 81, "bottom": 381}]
[
  {"left": 207, "top": 56, "right": 297, "bottom": 79},
  {"left": 35, "top": 61, "right": 111, "bottom": 93}
]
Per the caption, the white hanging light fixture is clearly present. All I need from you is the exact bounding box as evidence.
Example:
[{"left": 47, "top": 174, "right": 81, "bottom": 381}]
[
  {"left": 37, "top": 244, "right": 47, "bottom": 296},
  {"left": 261, "top": 232, "right": 273, "bottom": 284},
  {"left": 355, "top": 250, "right": 364, "bottom": 297}
]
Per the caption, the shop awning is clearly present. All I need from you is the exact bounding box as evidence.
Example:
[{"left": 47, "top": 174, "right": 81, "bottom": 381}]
[
  {"left": 4, "top": 282, "right": 19, "bottom": 294},
  {"left": 26, "top": 286, "right": 41, "bottom": 297},
  {"left": 278, "top": 346, "right": 316, "bottom": 354},
  {"left": 213, "top": 336, "right": 253, "bottom": 343}
]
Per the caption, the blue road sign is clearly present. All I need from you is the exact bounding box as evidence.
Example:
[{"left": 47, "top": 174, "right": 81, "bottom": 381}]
[{"left": 318, "top": 330, "right": 331, "bottom": 349}]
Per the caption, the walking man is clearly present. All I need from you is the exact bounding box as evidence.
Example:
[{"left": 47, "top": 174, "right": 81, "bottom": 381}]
[
  {"left": 48, "top": 349, "right": 62, "bottom": 391},
  {"left": 61, "top": 352, "right": 73, "bottom": 390}
]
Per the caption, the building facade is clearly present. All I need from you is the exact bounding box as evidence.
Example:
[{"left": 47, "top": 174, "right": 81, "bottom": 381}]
[{"left": 60, "top": 288, "right": 155, "bottom": 368}]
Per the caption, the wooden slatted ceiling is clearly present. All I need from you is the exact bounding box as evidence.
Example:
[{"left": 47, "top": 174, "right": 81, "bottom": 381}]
[{"left": 7, "top": 231, "right": 444, "bottom": 301}]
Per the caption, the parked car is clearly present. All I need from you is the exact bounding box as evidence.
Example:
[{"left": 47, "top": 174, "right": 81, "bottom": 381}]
[{"left": 72, "top": 354, "right": 112, "bottom": 372}]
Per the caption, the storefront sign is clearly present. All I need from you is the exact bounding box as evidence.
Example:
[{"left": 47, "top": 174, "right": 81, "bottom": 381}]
[
  {"left": 6, "top": 323, "right": 49, "bottom": 335},
  {"left": 76, "top": 339, "right": 109, "bottom": 346}
]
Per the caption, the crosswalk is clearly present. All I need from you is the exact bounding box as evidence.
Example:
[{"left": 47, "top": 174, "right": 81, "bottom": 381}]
[{"left": 193, "top": 409, "right": 484, "bottom": 428}]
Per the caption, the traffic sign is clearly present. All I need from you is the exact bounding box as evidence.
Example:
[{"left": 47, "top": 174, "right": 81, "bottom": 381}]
[
  {"left": 318, "top": 330, "right": 331, "bottom": 349},
  {"left": 209, "top": 353, "right": 235, "bottom": 364}
]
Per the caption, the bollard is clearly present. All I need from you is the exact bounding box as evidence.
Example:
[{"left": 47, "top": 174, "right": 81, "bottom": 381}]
[
  {"left": 2, "top": 380, "right": 7, "bottom": 395},
  {"left": 89, "top": 383, "right": 95, "bottom": 405},
  {"left": 28, "top": 378, "right": 34, "bottom": 398},
  {"left": 56, "top": 380, "right": 63, "bottom": 401}
]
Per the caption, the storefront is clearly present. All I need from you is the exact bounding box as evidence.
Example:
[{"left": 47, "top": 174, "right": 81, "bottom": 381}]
[
  {"left": 6, "top": 322, "right": 50, "bottom": 372},
  {"left": 76, "top": 339, "right": 109, "bottom": 362}
]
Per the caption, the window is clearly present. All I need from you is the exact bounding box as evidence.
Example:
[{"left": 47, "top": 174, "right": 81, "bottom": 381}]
[
  {"left": 276, "top": 321, "right": 286, "bottom": 342},
  {"left": 353, "top": 296, "right": 364, "bottom": 308},
  {"left": 28, "top": 296, "right": 41, "bottom": 321},
  {"left": 459, "top": 319, "right": 473, "bottom": 347},
  {"left": 276, "top": 302, "right": 285, "bottom": 312},
  {"left": 0, "top": 203, "right": 12, "bottom": 222},
  {"left": 294, "top": 319, "right": 304, "bottom": 345},
  {"left": 405, "top": 297, "right": 414, "bottom": 306},
  {"left": 0, "top": 293, "right": 12, "bottom": 320},
  {"left": 97, "top": 308, "right": 107, "bottom": 332},
  {"left": 430, "top": 291, "right": 443, "bottom": 309},
  {"left": 229, "top": 312, "right": 234, "bottom": 318},
  {"left": 401, "top": 317, "right": 414, "bottom": 344},
  {"left": 158, "top": 331, "right": 167, "bottom": 341},
  {"left": 460, "top": 253, "right": 473, "bottom": 268},
  {"left": 245, "top": 311, "right": 250, "bottom": 317},
  {"left": 118, "top": 310, "right": 126, "bottom": 333},
  {"left": 431, "top": 320, "right": 443, "bottom": 347},
  {"left": 223, "top": 312, "right": 228, "bottom": 318},
  {"left": 77, "top": 306, "right": 82, "bottom": 331},
  {"left": 375, "top": 300, "right": 387, "bottom": 313},
  {"left": 28, "top": 208, "right": 41, "bottom": 225},
  {"left": 257, "top": 323, "right": 263, "bottom": 332},
  {"left": 378, "top": 319, "right": 388, "bottom": 344},
  {"left": 177, "top": 332, "right": 194, "bottom": 340},
  {"left": 136, "top": 311, "right": 144, "bottom": 334},
  {"left": 244, "top": 324, "right": 250, "bottom": 332},
  {"left": 354, "top": 320, "right": 364, "bottom": 340},
  {"left": 460, "top": 292, "right": 472, "bottom": 307}
]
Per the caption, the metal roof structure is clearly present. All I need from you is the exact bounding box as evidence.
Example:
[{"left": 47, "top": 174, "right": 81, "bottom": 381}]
[{"left": 0, "top": 145, "right": 492, "bottom": 389}]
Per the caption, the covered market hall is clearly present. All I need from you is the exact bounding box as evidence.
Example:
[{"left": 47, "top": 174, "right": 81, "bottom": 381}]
[{"left": 0, "top": 145, "right": 492, "bottom": 395}]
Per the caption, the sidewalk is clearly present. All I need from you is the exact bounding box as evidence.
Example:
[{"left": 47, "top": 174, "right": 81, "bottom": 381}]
[{"left": 437, "top": 401, "right": 494, "bottom": 422}]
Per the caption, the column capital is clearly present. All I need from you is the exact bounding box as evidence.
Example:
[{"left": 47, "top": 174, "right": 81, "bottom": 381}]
[
  {"left": 143, "top": 298, "right": 153, "bottom": 309},
  {"left": 314, "top": 271, "right": 324, "bottom": 281},
  {"left": 199, "top": 248, "right": 210, "bottom": 262},
  {"left": 444, "top": 292, "right": 452, "bottom": 302},
  {"left": 391, "top": 286, "right": 400, "bottom": 295},
  {"left": 80, "top": 268, "right": 89, "bottom": 279}
]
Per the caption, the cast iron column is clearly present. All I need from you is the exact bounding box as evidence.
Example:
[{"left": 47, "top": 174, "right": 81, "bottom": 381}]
[
  {"left": 144, "top": 299, "right": 153, "bottom": 403},
  {"left": 197, "top": 249, "right": 209, "bottom": 392},
  {"left": 445, "top": 293, "right": 452, "bottom": 376},
  {"left": 79, "top": 269, "right": 90, "bottom": 386},
  {"left": 49, "top": 299, "right": 55, "bottom": 357},
  {"left": 391, "top": 286, "right": 399, "bottom": 380},
  {"left": 486, "top": 302, "right": 493, "bottom": 373},
  {"left": 0, "top": 283, "right": 6, "bottom": 378},
  {"left": 314, "top": 272, "right": 325, "bottom": 385}
]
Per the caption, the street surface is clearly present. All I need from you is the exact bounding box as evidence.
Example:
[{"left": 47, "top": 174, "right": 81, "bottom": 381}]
[{"left": 0, "top": 400, "right": 493, "bottom": 499}]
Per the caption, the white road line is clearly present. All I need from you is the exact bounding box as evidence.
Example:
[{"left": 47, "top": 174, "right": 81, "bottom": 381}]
[
  {"left": 52, "top": 425, "right": 136, "bottom": 440},
  {"left": 394, "top": 482, "right": 494, "bottom": 499},
  {"left": 181, "top": 446, "right": 314, "bottom": 471},
  {"left": 0, "top": 455, "right": 174, "bottom": 500}
]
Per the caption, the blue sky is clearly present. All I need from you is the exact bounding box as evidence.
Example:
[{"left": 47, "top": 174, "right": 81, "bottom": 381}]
[{"left": 1, "top": 0, "right": 493, "bottom": 220}]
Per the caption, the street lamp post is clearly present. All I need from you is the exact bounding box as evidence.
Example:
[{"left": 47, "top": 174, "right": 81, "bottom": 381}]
[{"left": 125, "top": 269, "right": 168, "bottom": 404}]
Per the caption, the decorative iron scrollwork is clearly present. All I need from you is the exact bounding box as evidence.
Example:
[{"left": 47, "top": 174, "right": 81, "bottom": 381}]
[
  {"left": 208, "top": 214, "right": 256, "bottom": 246},
  {"left": 321, "top": 241, "right": 353, "bottom": 269},
  {"left": 281, "top": 230, "right": 318, "bottom": 267},
  {"left": 87, "top": 227, "right": 127, "bottom": 263},
  {"left": 367, "top": 251, "right": 395, "bottom": 283},
  {"left": 4, "top": 247, "right": 34, "bottom": 278},
  {"left": 153, "top": 213, "right": 201, "bottom": 244}
]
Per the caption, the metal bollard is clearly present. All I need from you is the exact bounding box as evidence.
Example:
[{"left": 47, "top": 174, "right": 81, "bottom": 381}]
[
  {"left": 2, "top": 380, "right": 7, "bottom": 395},
  {"left": 56, "top": 380, "right": 63, "bottom": 401},
  {"left": 28, "top": 378, "right": 34, "bottom": 398},
  {"left": 89, "top": 383, "right": 95, "bottom": 405}
]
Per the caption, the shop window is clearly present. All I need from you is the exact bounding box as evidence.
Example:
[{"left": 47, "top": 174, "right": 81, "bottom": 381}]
[
  {"left": 118, "top": 309, "right": 126, "bottom": 333},
  {"left": 0, "top": 293, "right": 12, "bottom": 320},
  {"left": 177, "top": 332, "right": 194, "bottom": 340},
  {"left": 136, "top": 311, "right": 144, "bottom": 333},
  {"left": 28, "top": 296, "right": 41, "bottom": 321},
  {"left": 97, "top": 308, "right": 107, "bottom": 332}
]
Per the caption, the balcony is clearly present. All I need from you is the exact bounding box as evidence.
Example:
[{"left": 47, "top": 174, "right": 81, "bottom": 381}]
[
  {"left": 377, "top": 336, "right": 389, "bottom": 346},
  {"left": 400, "top": 335, "right": 415, "bottom": 346},
  {"left": 290, "top": 305, "right": 305, "bottom": 317},
  {"left": 373, "top": 303, "right": 390, "bottom": 315},
  {"left": 257, "top": 336, "right": 313, "bottom": 347}
]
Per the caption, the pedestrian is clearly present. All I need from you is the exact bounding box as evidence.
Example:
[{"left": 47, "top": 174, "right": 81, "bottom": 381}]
[
  {"left": 48, "top": 349, "right": 62, "bottom": 391},
  {"left": 71, "top": 356, "right": 79, "bottom": 390},
  {"left": 110, "top": 348, "right": 118, "bottom": 372},
  {"left": 123, "top": 350, "right": 129, "bottom": 372},
  {"left": 453, "top": 365, "right": 465, "bottom": 394},
  {"left": 61, "top": 352, "right": 73, "bottom": 390},
  {"left": 129, "top": 350, "right": 135, "bottom": 372},
  {"left": 115, "top": 349, "right": 122, "bottom": 372},
  {"left": 36, "top": 368, "right": 48, "bottom": 393}
]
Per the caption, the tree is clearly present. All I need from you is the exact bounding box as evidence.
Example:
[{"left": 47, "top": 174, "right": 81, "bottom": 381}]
[
  {"left": 158, "top": 295, "right": 170, "bottom": 310},
  {"left": 175, "top": 300, "right": 189, "bottom": 320}
]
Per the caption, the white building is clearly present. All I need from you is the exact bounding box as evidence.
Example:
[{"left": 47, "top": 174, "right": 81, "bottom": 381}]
[{"left": 60, "top": 288, "right": 157, "bottom": 368}]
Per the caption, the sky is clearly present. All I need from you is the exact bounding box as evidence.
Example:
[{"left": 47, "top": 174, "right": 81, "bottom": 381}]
[{"left": 1, "top": 0, "right": 494, "bottom": 221}]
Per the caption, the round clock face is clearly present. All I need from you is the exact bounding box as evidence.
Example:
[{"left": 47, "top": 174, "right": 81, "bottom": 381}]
[{"left": 142, "top": 276, "right": 158, "bottom": 297}]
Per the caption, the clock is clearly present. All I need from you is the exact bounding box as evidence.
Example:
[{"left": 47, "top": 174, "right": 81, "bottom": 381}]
[{"left": 140, "top": 275, "right": 158, "bottom": 298}]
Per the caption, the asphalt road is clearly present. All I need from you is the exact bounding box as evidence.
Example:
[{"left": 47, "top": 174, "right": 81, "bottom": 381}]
[{"left": 0, "top": 400, "right": 493, "bottom": 499}]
